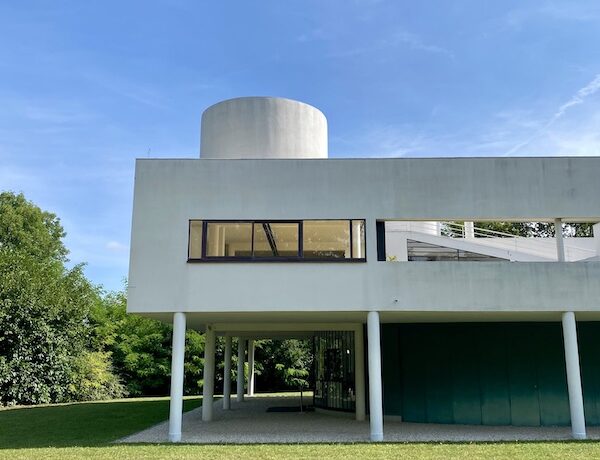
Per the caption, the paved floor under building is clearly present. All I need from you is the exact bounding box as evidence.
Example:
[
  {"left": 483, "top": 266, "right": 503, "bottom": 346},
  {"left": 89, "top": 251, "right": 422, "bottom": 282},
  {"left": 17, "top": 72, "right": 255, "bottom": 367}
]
[{"left": 120, "top": 394, "right": 600, "bottom": 444}]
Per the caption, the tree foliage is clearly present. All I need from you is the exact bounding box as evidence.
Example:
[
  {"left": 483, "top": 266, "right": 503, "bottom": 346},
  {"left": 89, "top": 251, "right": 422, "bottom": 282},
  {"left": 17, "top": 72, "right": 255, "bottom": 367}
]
[
  {"left": 444, "top": 221, "right": 593, "bottom": 238},
  {"left": 0, "top": 192, "right": 67, "bottom": 261},
  {"left": 90, "top": 289, "right": 205, "bottom": 396},
  {"left": 1, "top": 191, "right": 314, "bottom": 406},
  {"left": 255, "top": 339, "right": 313, "bottom": 392},
  {"left": 0, "top": 192, "right": 124, "bottom": 405}
]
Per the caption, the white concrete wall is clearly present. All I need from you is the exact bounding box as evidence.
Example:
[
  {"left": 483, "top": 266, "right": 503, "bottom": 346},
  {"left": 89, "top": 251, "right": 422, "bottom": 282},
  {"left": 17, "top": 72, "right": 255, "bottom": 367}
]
[
  {"left": 128, "top": 157, "right": 600, "bottom": 315},
  {"left": 200, "top": 97, "right": 327, "bottom": 159},
  {"left": 128, "top": 260, "right": 600, "bottom": 313}
]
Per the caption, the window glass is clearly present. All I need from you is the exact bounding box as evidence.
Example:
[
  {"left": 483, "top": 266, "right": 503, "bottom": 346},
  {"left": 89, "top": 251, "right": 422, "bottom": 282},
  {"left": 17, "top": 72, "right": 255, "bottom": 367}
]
[
  {"left": 303, "top": 220, "right": 351, "bottom": 259},
  {"left": 188, "top": 220, "right": 203, "bottom": 259},
  {"left": 253, "top": 222, "right": 299, "bottom": 257},
  {"left": 206, "top": 222, "right": 252, "bottom": 257},
  {"left": 352, "top": 219, "right": 366, "bottom": 259}
]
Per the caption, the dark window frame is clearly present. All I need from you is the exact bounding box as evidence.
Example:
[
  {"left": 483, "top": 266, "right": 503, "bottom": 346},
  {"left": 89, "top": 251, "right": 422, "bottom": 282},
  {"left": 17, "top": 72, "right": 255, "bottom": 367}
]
[{"left": 187, "top": 219, "right": 367, "bottom": 263}]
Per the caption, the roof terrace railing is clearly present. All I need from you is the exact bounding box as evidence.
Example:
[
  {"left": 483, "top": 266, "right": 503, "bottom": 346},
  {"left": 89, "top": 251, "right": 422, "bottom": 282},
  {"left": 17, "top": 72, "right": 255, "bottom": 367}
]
[{"left": 389, "top": 221, "right": 597, "bottom": 261}]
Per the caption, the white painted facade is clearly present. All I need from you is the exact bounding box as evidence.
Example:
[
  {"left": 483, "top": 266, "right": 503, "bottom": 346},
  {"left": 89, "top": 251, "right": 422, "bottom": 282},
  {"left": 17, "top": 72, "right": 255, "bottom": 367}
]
[{"left": 128, "top": 97, "right": 600, "bottom": 442}]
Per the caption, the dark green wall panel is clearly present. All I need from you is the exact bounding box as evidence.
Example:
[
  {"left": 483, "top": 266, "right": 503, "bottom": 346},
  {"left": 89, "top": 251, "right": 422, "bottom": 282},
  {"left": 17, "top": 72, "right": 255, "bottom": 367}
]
[
  {"left": 381, "top": 322, "right": 600, "bottom": 427},
  {"left": 424, "top": 326, "right": 454, "bottom": 423},
  {"left": 479, "top": 326, "right": 511, "bottom": 425},
  {"left": 452, "top": 326, "right": 483, "bottom": 425},
  {"left": 579, "top": 323, "right": 600, "bottom": 425},
  {"left": 507, "top": 325, "right": 541, "bottom": 426},
  {"left": 535, "top": 324, "right": 570, "bottom": 426},
  {"left": 400, "top": 327, "right": 427, "bottom": 422},
  {"left": 381, "top": 325, "right": 402, "bottom": 416}
]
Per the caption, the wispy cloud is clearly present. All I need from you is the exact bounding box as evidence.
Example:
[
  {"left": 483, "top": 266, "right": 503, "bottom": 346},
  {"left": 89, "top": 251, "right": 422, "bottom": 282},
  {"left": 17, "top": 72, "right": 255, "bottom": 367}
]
[
  {"left": 506, "top": 3, "right": 600, "bottom": 29},
  {"left": 326, "top": 28, "right": 453, "bottom": 59},
  {"left": 332, "top": 122, "right": 440, "bottom": 158},
  {"left": 106, "top": 240, "right": 128, "bottom": 252},
  {"left": 540, "top": 3, "right": 600, "bottom": 22},
  {"left": 390, "top": 30, "right": 454, "bottom": 57},
  {"left": 505, "top": 73, "right": 600, "bottom": 155},
  {"left": 296, "top": 28, "right": 327, "bottom": 43},
  {"left": 81, "top": 71, "right": 170, "bottom": 110}
]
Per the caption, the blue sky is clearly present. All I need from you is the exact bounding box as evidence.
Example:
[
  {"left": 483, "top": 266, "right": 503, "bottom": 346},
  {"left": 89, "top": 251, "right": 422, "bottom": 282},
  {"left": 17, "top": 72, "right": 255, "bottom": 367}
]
[{"left": 1, "top": 1, "right": 600, "bottom": 291}]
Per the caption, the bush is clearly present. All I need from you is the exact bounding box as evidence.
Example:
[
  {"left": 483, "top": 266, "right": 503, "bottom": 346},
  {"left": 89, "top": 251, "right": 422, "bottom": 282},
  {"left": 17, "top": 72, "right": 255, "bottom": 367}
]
[{"left": 68, "top": 351, "right": 127, "bottom": 401}]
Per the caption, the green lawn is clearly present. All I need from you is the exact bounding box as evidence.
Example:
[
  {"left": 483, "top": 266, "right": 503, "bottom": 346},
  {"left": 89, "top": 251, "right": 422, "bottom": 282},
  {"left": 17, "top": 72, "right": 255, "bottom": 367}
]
[
  {"left": 3, "top": 442, "right": 600, "bottom": 460},
  {"left": 0, "top": 396, "right": 202, "bottom": 448},
  {"left": 2, "top": 397, "right": 600, "bottom": 459}
]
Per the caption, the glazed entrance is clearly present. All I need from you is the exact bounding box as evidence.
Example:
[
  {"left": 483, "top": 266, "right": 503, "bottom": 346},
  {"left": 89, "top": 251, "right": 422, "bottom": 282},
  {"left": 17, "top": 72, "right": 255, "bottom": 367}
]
[{"left": 313, "top": 331, "right": 356, "bottom": 412}]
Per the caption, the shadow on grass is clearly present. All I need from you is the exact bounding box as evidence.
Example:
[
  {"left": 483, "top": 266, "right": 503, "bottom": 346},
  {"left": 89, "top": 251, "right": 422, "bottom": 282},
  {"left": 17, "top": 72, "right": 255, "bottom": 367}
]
[{"left": 0, "top": 397, "right": 202, "bottom": 449}]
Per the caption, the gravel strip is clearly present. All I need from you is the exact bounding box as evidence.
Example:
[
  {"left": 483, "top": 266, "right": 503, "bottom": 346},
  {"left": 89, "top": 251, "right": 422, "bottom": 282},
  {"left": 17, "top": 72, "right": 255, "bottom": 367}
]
[{"left": 119, "top": 395, "right": 600, "bottom": 444}]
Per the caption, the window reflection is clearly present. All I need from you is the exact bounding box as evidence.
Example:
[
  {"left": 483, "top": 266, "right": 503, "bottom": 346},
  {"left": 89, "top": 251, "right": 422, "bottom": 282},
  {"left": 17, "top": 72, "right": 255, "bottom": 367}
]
[
  {"left": 352, "top": 219, "right": 366, "bottom": 259},
  {"left": 205, "top": 222, "right": 252, "bottom": 257},
  {"left": 188, "top": 220, "right": 203, "bottom": 259},
  {"left": 189, "top": 219, "right": 366, "bottom": 261},
  {"left": 253, "top": 222, "right": 299, "bottom": 257},
  {"left": 303, "top": 220, "right": 351, "bottom": 259}
]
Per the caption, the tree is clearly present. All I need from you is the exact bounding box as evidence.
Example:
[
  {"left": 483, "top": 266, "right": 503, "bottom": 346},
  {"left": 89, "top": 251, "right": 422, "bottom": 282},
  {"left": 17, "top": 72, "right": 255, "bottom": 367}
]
[
  {"left": 443, "top": 221, "right": 593, "bottom": 238},
  {"left": 255, "top": 339, "right": 313, "bottom": 393},
  {"left": 90, "top": 288, "right": 205, "bottom": 396},
  {"left": 0, "top": 192, "right": 67, "bottom": 261},
  {"left": 0, "top": 192, "right": 124, "bottom": 405}
]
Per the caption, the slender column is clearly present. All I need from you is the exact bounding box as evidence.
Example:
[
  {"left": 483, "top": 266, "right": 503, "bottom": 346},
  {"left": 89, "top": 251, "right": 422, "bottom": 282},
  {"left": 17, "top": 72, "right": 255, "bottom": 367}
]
[
  {"left": 367, "top": 311, "right": 384, "bottom": 442},
  {"left": 202, "top": 325, "right": 216, "bottom": 422},
  {"left": 464, "top": 221, "right": 475, "bottom": 238},
  {"left": 223, "top": 336, "right": 232, "bottom": 410},
  {"left": 555, "top": 218, "right": 565, "bottom": 261},
  {"left": 555, "top": 218, "right": 585, "bottom": 438},
  {"left": 355, "top": 325, "right": 366, "bottom": 421},
  {"left": 168, "top": 312, "right": 186, "bottom": 442},
  {"left": 562, "top": 311, "right": 587, "bottom": 439},
  {"left": 248, "top": 339, "right": 255, "bottom": 396},
  {"left": 237, "top": 337, "right": 246, "bottom": 402},
  {"left": 593, "top": 223, "right": 600, "bottom": 257}
]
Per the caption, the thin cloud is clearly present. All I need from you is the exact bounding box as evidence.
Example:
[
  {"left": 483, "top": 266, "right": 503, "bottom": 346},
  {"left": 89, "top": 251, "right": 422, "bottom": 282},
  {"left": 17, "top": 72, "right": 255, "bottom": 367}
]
[
  {"left": 106, "top": 240, "right": 128, "bottom": 252},
  {"left": 505, "top": 73, "right": 600, "bottom": 155},
  {"left": 81, "top": 71, "right": 170, "bottom": 110},
  {"left": 328, "top": 28, "right": 453, "bottom": 59},
  {"left": 391, "top": 31, "right": 454, "bottom": 58}
]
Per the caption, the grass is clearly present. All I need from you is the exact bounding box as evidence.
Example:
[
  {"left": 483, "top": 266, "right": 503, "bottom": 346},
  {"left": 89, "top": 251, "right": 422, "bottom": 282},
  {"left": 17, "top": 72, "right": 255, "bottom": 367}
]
[
  {"left": 4, "top": 442, "right": 600, "bottom": 460},
  {"left": 0, "top": 396, "right": 202, "bottom": 448},
  {"left": 2, "top": 396, "right": 600, "bottom": 459}
]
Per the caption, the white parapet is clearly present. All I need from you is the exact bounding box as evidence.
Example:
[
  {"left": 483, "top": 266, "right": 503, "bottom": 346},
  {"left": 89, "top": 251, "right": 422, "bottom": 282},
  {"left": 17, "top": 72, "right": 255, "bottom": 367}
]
[{"left": 200, "top": 97, "right": 328, "bottom": 159}]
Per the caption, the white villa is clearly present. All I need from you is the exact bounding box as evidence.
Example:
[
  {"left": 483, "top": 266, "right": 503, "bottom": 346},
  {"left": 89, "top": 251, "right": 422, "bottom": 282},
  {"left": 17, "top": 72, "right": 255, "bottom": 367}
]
[{"left": 128, "top": 97, "right": 600, "bottom": 442}]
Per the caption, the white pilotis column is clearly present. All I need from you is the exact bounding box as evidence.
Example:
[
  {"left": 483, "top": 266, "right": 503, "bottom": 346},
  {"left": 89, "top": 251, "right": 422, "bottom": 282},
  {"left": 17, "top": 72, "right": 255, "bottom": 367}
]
[
  {"left": 237, "top": 337, "right": 246, "bottom": 402},
  {"left": 168, "top": 312, "right": 186, "bottom": 443},
  {"left": 248, "top": 339, "right": 255, "bottom": 396},
  {"left": 223, "top": 336, "right": 232, "bottom": 410},
  {"left": 355, "top": 325, "right": 366, "bottom": 421},
  {"left": 562, "top": 311, "right": 587, "bottom": 439},
  {"left": 367, "top": 311, "right": 384, "bottom": 442},
  {"left": 202, "top": 325, "right": 216, "bottom": 422},
  {"left": 555, "top": 218, "right": 586, "bottom": 439},
  {"left": 464, "top": 221, "right": 475, "bottom": 238},
  {"left": 555, "top": 218, "right": 566, "bottom": 261}
]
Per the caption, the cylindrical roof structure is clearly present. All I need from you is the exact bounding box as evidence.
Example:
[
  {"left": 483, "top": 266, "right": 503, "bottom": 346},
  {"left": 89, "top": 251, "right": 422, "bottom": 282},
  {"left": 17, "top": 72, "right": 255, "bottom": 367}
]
[{"left": 200, "top": 97, "right": 328, "bottom": 159}]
